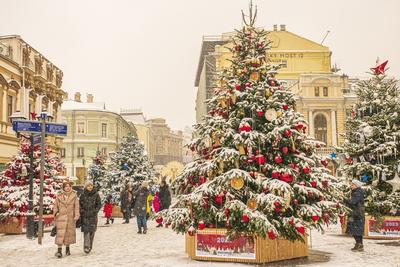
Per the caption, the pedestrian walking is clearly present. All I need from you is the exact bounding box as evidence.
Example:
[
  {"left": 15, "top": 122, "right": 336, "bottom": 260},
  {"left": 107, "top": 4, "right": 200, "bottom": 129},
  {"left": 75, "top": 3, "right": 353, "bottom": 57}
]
[
  {"left": 79, "top": 180, "right": 102, "bottom": 254},
  {"left": 53, "top": 180, "right": 80, "bottom": 258},
  {"left": 134, "top": 181, "right": 151, "bottom": 234},
  {"left": 120, "top": 184, "right": 133, "bottom": 224},
  {"left": 157, "top": 180, "right": 171, "bottom": 227},
  {"left": 103, "top": 195, "right": 114, "bottom": 225},
  {"left": 345, "top": 179, "right": 365, "bottom": 252}
]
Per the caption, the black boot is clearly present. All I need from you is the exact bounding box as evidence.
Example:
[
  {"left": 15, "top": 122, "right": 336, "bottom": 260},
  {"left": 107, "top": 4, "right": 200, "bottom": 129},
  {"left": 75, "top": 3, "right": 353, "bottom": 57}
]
[
  {"left": 137, "top": 228, "right": 142, "bottom": 234},
  {"left": 105, "top": 218, "right": 110, "bottom": 225},
  {"left": 351, "top": 243, "right": 360, "bottom": 251},
  {"left": 111, "top": 218, "right": 114, "bottom": 224},
  {"left": 65, "top": 246, "right": 71, "bottom": 256},
  {"left": 55, "top": 247, "right": 62, "bottom": 258}
]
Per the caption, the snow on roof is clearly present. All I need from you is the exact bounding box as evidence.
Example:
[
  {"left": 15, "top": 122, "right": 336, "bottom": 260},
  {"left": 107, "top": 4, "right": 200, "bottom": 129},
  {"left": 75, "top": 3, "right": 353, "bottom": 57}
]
[
  {"left": 121, "top": 113, "right": 146, "bottom": 125},
  {"left": 61, "top": 100, "right": 107, "bottom": 111}
]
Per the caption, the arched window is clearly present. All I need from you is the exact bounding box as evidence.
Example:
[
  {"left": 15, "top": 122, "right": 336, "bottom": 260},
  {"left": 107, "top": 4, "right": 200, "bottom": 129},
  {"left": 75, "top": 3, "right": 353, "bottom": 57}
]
[{"left": 314, "top": 114, "right": 327, "bottom": 144}]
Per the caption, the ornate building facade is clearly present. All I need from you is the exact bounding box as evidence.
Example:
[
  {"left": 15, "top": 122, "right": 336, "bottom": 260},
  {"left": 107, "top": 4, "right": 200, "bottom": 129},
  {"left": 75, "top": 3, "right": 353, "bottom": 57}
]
[
  {"left": 195, "top": 25, "right": 357, "bottom": 155},
  {"left": 146, "top": 118, "right": 183, "bottom": 166},
  {"left": 61, "top": 93, "right": 136, "bottom": 184},
  {"left": 0, "top": 35, "right": 65, "bottom": 170}
]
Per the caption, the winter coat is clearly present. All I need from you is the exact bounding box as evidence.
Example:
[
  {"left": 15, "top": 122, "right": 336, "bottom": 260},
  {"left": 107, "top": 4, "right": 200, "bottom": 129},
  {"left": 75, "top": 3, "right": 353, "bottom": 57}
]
[
  {"left": 134, "top": 187, "right": 150, "bottom": 217},
  {"left": 79, "top": 189, "right": 102, "bottom": 233},
  {"left": 120, "top": 190, "right": 133, "bottom": 212},
  {"left": 345, "top": 187, "right": 365, "bottom": 236},
  {"left": 147, "top": 194, "right": 153, "bottom": 214},
  {"left": 153, "top": 192, "right": 160, "bottom": 213},
  {"left": 159, "top": 185, "right": 171, "bottom": 211},
  {"left": 103, "top": 203, "right": 113, "bottom": 218},
  {"left": 54, "top": 190, "right": 80, "bottom": 246}
]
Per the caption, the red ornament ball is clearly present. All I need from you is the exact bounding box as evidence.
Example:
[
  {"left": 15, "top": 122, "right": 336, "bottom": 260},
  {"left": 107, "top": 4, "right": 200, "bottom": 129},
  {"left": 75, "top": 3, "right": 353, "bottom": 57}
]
[
  {"left": 310, "top": 181, "right": 317, "bottom": 187},
  {"left": 198, "top": 221, "right": 206, "bottom": 230},
  {"left": 302, "top": 166, "right": 310, "bottom": 174},
  {"left": 268, "top": 231, "right": 276, "bottom": 240},
  {"left": 235, "top": 84, "right": 242, "bottom": 91},
  {"left": 241, "top": 214, "right": 249, "bottom": 223},
  {"left": 321, "top": 159, "right": 328, "bottom": 167},
  {"left": 274, "top": 156, "right": 283, "bottom": 164},
  {"left": 271, "top": 171, "right": 280, "bottom": 179},
  {"left": 281, "top": 147, "right": 289, "bottom": 154},
  {"left": 156, "top": 217, "right": 163, "bottom": 224},
  {"left": 296, "top": 226, "right": 305, "bottom": 235},
  {"left": 282, "top": 104, "right": 289, "bottom": 110},
  {"left": 215, "top": 194, "right": 223, "bottom": 206},
  {"left": 284, "top": 129, "right": 292, "bottom": 137},
  {"left": 256, "top": 111, "right": 264, "bottom": 117},
  {"left": 311, "top": 215, "right": 320, "bottom": 222}
]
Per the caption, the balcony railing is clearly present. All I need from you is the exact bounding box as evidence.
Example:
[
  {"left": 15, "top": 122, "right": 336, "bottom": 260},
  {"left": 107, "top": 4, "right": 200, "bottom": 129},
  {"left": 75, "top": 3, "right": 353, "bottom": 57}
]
[
  {"left": 315, "top": 147, "right": 334, "bottom": 156},
  {"left": 0, "top": 121, "right": 13, "bottom": 135}
]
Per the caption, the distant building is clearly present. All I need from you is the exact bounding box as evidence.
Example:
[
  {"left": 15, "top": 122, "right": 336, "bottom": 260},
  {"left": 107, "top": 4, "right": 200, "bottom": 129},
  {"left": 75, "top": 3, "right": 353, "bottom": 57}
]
[
  {"left": 182, "top": 126, "right": 194, "bottom": 164},
  {"left": 146, "top": 118, "right": 183, "bottom": 166},
  {"left": 0, "top": 35, "right": 65, "bottom": 170},
  {"left": 120, "top": 108, "right": 155, "bottom": 163},
  {"left": 61, "top": 93, "right": 136, "bottom": 184}
]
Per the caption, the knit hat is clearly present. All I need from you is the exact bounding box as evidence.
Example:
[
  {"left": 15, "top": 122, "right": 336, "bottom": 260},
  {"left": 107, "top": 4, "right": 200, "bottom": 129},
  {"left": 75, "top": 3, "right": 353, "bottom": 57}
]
[
  {"left": 62, "top": 179, "right": 74, "bottom": 189},
  {"left": 351, "top": 179, "right": 363, "bottom": 188},
  {"left": 85, "top": 180, "right": 94, "bottom": 188}
]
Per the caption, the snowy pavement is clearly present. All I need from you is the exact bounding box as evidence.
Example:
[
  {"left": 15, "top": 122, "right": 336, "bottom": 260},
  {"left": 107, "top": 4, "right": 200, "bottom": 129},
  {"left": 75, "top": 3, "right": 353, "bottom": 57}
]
[{"left": 0, "top": 217, "right": 399, "bottom": 267}]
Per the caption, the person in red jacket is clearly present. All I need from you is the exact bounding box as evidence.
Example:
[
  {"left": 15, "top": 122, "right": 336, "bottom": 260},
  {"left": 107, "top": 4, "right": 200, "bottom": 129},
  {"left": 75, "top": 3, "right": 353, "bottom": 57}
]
[{"left": 103, "top": 195, "right": 114, "bottom": 225}]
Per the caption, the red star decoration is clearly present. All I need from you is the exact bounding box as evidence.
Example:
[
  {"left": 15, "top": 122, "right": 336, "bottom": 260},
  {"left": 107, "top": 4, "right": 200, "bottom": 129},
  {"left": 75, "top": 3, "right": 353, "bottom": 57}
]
[
  {"left": 370, "top": 60, "right": 388, "bottom": 75},
  {"left": 30, "top": 112, "right": 37, "bottom": 120}
]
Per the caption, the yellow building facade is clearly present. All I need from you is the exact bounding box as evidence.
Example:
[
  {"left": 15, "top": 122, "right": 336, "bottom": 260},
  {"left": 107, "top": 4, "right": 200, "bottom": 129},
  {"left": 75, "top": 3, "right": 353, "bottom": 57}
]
[
  {"left": 0, "top": 35, "right": 65, "bottom": 170},
  {"left": 195, "top": 25, "right": 357, "bottom": 154}
]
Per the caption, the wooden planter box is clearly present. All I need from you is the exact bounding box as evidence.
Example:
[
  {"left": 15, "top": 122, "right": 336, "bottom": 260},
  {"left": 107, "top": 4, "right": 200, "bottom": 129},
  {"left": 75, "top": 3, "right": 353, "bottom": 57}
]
[
  {"left": 0, "top": 215, "right": 54, "bottom": 234},
  {"left": 112, "top": 206, "right": 123, "bottom": 218},
  {"left": 185, "top": 228, "right": 308, "bottom": 264},
  {"left": 341, "top": 215, "right": 400, "bottom": 239}
]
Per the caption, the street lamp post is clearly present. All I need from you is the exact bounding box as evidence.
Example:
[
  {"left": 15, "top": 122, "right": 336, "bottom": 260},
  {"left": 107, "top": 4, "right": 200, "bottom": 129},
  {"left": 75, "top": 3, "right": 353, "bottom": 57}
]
[{"left": 9, "top": 111, "right": 35, "bottom": 239}]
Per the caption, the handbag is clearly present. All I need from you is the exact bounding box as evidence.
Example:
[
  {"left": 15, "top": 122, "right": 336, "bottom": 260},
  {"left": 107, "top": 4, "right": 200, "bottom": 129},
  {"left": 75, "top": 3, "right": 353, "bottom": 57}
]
[
  {"left": 50, "top": 226, "right": 57, "bottom": 237},
  {"left": 76, "top": 218, "right": 81, "bottom": 228}
]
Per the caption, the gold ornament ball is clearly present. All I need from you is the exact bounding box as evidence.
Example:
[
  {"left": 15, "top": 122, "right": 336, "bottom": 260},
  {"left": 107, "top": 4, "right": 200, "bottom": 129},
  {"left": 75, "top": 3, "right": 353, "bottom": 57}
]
[{"left": 230, "top": 176, "right": 245, "bottom": 190}]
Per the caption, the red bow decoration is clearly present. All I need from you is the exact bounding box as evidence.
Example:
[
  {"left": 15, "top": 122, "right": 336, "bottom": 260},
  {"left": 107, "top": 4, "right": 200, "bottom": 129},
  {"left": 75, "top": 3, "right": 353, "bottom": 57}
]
[
  {"left": 370, "top": 60, "right": 388, "bottom": 75},
  {"left": 30, "top": 112, "right": 37, "bottom": 120}
]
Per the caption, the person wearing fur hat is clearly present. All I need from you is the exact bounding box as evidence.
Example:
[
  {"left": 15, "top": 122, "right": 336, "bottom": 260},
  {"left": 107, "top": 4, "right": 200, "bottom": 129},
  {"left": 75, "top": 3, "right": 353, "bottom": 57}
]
[
  {"left": 134, "top": 181, "right": 151, "bottom": 234},
  {"left": 79, "top": 180, "right": 102, "bottom": 254},
  {"left": 345, "top": 179, "right": 365, "bottom": 252},
  {"left": 54, "top": 180, "right": 80, "bottom": 258}
]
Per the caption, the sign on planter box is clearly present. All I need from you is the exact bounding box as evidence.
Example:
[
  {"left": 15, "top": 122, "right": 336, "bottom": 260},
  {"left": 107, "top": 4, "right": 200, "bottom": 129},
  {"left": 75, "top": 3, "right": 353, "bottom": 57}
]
[
  {"left": 195, "top": 233, "right": 256, "bottom": 259},
  {"left": 368, "top": 218, "right": 400, "bottom": 237}
]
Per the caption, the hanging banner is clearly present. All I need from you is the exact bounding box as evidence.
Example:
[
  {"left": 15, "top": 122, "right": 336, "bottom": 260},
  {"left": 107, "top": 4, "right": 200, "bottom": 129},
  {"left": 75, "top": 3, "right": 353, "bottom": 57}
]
[
  {"left": 368, "top": 218, "right": 400, "bottom": 237},
  {"left": 195, "top": 233, "right": 256, "bottom": 259}
]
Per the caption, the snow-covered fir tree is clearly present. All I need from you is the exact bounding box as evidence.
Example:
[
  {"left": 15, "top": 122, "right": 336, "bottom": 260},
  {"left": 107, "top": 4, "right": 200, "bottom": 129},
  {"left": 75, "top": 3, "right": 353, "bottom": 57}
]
[
  {"left": 0, "top": 141, "right": 64, "bottom": 219},
  {"left": 159, "top": 8, "right": 347, "bottom": 241},
  {"left": 340, "top": 60, "right": 400, "bottom": 218},
  {"left": 103, "top": 133, "right": 154, "bottom": 202},
  {"left": 87, "top": 150, "right": 107, "bottom": 190}
]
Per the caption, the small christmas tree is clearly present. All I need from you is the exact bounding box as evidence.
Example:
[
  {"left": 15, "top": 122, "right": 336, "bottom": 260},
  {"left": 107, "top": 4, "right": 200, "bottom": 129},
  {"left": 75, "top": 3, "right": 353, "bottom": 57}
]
[
  {"left": 160, "top": 7, "right": 347, "bottom": 241},
  {"left": 340, "top": 60, "right": 400, "bottom": 217},
  {"left": 87, "top": 150, "right": 107, "bottom": 190},
  {"left": 103, "top": 133, "right": 154, "bottom": 202},
  {"left": 0, "top": 141, "right": 64, "bottom": 219}
]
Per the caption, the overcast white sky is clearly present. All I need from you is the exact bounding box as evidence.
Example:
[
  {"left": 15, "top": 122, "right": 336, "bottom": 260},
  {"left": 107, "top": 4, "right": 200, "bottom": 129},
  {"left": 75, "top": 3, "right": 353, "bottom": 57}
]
[{"left": 1, "top": 0, "right": 399, "bottom": 130}]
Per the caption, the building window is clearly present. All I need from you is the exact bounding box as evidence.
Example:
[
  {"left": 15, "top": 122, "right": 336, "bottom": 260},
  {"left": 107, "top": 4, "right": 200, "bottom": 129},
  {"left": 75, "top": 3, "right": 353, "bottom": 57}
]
[
  {"left": 77, "top": 147, "right": 84, "bottom": 157},
  {"left": 314, "top": 114, "right": 327, "bottom": 144},
  {"left": 77, "top": 122, "right": 85, "bottom": 134},
  {"left": 102, "top": 123, "right": 107, "bottom": 138},
  {"left": 323, "top": 87, "right": 328, "bottom": 96},
  {"left": 7, "top": 95, "right": 13, "bottom": 121},
  {"left": 60, "top": 148, "right": 66, "bottom": 158},
  {"left": 101, "top": 147, "right": 107, "bottom": 156},
  {"left": 314, "top": 87, "right": 320, "bottom": 97}
]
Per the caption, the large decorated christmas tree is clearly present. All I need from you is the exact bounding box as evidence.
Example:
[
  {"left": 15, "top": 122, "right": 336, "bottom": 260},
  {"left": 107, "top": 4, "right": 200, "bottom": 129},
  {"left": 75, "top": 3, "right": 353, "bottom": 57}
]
[
  {"left": 103, "top": 133, "right": 154, "bottom": 202},
  {"left": 87, "top": 150, "right": 107, "bottom": 190},
  {"left": 159, "top": 9, "right": 347, "bottom": 241},
  {"left": 0, "top": 141, "right": 64, "bottom": 220},
  {"left": 340, "top": 60, "right": 400, "bottom": 218}
]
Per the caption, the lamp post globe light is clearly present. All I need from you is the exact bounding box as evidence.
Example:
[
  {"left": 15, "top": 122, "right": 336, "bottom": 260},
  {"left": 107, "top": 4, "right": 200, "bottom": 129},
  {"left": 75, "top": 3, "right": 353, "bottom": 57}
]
[{"left": 9, "top": 111, "right": 35, "bottom": 239}]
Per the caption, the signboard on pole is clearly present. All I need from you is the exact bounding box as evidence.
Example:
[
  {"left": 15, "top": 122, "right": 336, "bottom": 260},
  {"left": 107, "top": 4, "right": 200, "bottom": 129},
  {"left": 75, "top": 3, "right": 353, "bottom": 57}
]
[
  {"left": 12, "top": 121, "right": 67, "bottom": 136},
  {"left": 32, "top": 134, "right": 41, "bottom": 145},
  {"left": 45, "top": 123, "right": 67, "bottom": 136},
  {"left": 12, "top": 121, "right": 41, "bottom": 133}
]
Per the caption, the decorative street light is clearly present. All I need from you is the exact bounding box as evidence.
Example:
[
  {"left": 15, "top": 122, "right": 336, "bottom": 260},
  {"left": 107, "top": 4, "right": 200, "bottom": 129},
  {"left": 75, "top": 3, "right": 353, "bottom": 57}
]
[{"left": 9, "top": 111, "right": 35, "bottom": 239}]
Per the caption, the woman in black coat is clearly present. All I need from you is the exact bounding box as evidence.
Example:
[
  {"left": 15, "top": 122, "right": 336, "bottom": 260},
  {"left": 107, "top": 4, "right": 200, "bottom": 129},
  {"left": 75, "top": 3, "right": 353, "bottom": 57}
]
[
  {"left": 120, "top": 184, "right": 133, "bottom": 224},
  {"left": 156, "top": 180, "right": 172, "bottom": 228},
  {"left": 345, "top": 179, "right": 365, "bottom": 252},
  {"left": 79, "top": 181, "right": 102, "bottom": 254}
]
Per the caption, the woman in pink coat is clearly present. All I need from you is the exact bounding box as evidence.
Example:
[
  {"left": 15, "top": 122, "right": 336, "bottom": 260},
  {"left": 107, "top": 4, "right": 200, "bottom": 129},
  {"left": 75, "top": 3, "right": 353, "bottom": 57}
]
[{"left": 153, "top": 192, "right": 161, "bottom": 227}]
